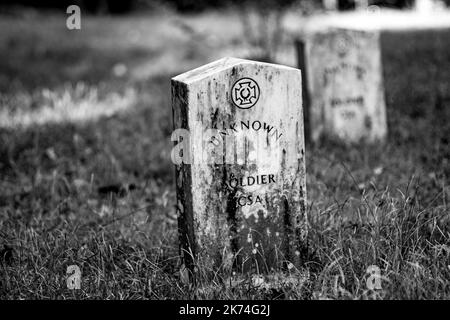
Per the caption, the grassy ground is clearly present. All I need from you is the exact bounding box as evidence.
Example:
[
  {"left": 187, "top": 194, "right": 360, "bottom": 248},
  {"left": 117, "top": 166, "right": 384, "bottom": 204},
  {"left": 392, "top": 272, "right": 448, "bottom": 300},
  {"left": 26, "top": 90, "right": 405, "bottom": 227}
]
[{"left": 0, "top": 9, "right": 449, "bottom": 299}]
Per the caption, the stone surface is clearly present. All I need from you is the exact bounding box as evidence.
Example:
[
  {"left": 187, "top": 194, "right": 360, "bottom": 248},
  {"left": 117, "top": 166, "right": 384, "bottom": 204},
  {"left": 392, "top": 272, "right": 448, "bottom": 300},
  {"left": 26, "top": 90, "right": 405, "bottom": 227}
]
[
  {"left": 171, "top": 57, "right": 307, "bottom": 275},
  {"left": 297, "top": 28, "right": 387, "bottom": 143}
]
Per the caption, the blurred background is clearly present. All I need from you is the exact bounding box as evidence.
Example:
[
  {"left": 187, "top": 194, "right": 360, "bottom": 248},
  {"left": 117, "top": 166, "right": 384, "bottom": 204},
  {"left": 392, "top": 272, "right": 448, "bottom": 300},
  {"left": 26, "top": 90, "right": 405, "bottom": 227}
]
[
  {"left": 0, "top": 0, "right": 449, "bottom": 299},
  {"left": 0, "top": 0, "right": 433, "bottom": 13}
]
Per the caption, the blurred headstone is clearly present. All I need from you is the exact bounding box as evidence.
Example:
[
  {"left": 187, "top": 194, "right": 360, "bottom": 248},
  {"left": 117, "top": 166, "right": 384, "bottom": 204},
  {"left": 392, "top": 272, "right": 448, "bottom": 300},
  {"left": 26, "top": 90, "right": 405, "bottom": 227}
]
[
  {"left": 297, "top": 28, "right": 387, "bottom": 143},
  {"left": 171, "top": 57, "right": 307, "bottom": 275}
]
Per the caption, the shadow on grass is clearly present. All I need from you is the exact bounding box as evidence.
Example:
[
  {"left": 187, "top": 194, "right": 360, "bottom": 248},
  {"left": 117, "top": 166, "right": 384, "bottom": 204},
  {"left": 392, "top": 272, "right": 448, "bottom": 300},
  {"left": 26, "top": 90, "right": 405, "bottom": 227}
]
[{"left": 0, "top": 42, "right": 161, "bottom": 92}]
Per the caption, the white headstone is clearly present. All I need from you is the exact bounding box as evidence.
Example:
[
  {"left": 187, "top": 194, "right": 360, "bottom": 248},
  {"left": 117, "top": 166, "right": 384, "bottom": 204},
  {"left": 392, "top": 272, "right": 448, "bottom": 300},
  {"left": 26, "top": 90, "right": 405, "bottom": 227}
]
[
  {"left": 298, "top": 28, "right": 387, "bottom": 143},
  {"left": 171, "top": 57, "right": 307, "bottom": 275}
]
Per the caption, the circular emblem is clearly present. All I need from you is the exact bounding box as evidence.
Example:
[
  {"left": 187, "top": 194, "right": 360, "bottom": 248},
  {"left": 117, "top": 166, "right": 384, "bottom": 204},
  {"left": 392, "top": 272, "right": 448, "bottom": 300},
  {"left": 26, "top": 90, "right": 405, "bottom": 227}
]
[
  {"left": 231, "top": 77, "right": 260, "bottom": 109},
  {"left": 336, "top": 34, "right": 354, "bottom": 57}
]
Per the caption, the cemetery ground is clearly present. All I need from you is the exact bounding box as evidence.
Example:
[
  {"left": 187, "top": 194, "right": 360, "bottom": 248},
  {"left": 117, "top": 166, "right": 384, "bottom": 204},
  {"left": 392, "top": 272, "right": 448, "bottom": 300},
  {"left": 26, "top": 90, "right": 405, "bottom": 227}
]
[{"left": 0, "top": 10, "right": 449, "bottom": 299}]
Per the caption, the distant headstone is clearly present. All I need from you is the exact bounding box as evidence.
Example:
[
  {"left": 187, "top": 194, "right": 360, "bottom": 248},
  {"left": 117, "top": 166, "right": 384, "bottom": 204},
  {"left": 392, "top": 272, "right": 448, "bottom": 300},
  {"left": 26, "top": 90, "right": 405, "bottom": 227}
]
[
  {"left": 171, "top": 57, "right": 307, "bottom": 275},
  {"left": 297, "top": 28, "right": 387, "bottom": 143}
]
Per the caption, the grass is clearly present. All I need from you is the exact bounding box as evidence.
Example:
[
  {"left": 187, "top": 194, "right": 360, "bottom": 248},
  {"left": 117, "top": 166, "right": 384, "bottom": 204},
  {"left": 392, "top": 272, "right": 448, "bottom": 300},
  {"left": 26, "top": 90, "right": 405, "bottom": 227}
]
[{"left": 0, "top": 9, "right": 449, "bottom": 299}]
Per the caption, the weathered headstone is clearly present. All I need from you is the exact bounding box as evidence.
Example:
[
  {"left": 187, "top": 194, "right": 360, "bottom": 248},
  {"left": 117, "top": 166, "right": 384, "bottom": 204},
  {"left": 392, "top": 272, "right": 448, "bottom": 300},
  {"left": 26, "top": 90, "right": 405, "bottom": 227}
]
[
  {"left": 297, "top": 28, "right": 387, "bottom": 143},
  {"left": 171, "top": 57, "right": 307, "bottom": 275}
]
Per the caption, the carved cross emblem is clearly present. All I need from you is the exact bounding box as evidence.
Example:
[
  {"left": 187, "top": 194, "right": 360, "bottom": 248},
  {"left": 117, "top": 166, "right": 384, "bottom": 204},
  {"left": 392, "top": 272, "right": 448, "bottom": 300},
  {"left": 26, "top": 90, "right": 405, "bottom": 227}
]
[{"left": 231, "top": 78, "right": 260, "bottom": 109}]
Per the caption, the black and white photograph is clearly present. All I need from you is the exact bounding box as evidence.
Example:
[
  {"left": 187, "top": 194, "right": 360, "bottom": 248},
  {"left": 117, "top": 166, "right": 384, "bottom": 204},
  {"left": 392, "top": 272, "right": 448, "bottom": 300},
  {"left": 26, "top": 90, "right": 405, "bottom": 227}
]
[{"left": 0, "top": 0, "right": 449, "bottom": 305}]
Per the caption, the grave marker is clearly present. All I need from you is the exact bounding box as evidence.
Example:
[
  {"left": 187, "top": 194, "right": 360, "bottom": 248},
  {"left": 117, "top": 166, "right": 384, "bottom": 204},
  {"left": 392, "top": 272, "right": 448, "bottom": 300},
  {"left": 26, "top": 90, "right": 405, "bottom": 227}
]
[
  {"left": 171, "top": 57, "right": 307, "bottom": 275},
  {"left": 297, "top": 28, "right": 387, "bottom": 143}
]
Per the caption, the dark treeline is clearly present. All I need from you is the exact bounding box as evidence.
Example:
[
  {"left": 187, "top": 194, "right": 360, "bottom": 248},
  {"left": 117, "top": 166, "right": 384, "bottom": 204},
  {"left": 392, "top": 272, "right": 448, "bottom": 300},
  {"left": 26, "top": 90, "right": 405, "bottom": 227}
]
[
  {"left": 0, "top": 0, "right": 447, "bottom": 13},
  {"left": 0, "top": 0, "right": 135, "bottom": 13}
]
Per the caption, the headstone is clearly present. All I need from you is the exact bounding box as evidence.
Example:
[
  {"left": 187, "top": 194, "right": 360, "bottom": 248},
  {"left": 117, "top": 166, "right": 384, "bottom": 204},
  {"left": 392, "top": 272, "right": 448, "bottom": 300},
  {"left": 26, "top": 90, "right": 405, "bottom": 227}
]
[
  {"left": 297, "top": 28, "right": 387, "bottom": 143},
  {"left": 171, "top": 57, "right": 307, "bottom": 275}
]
